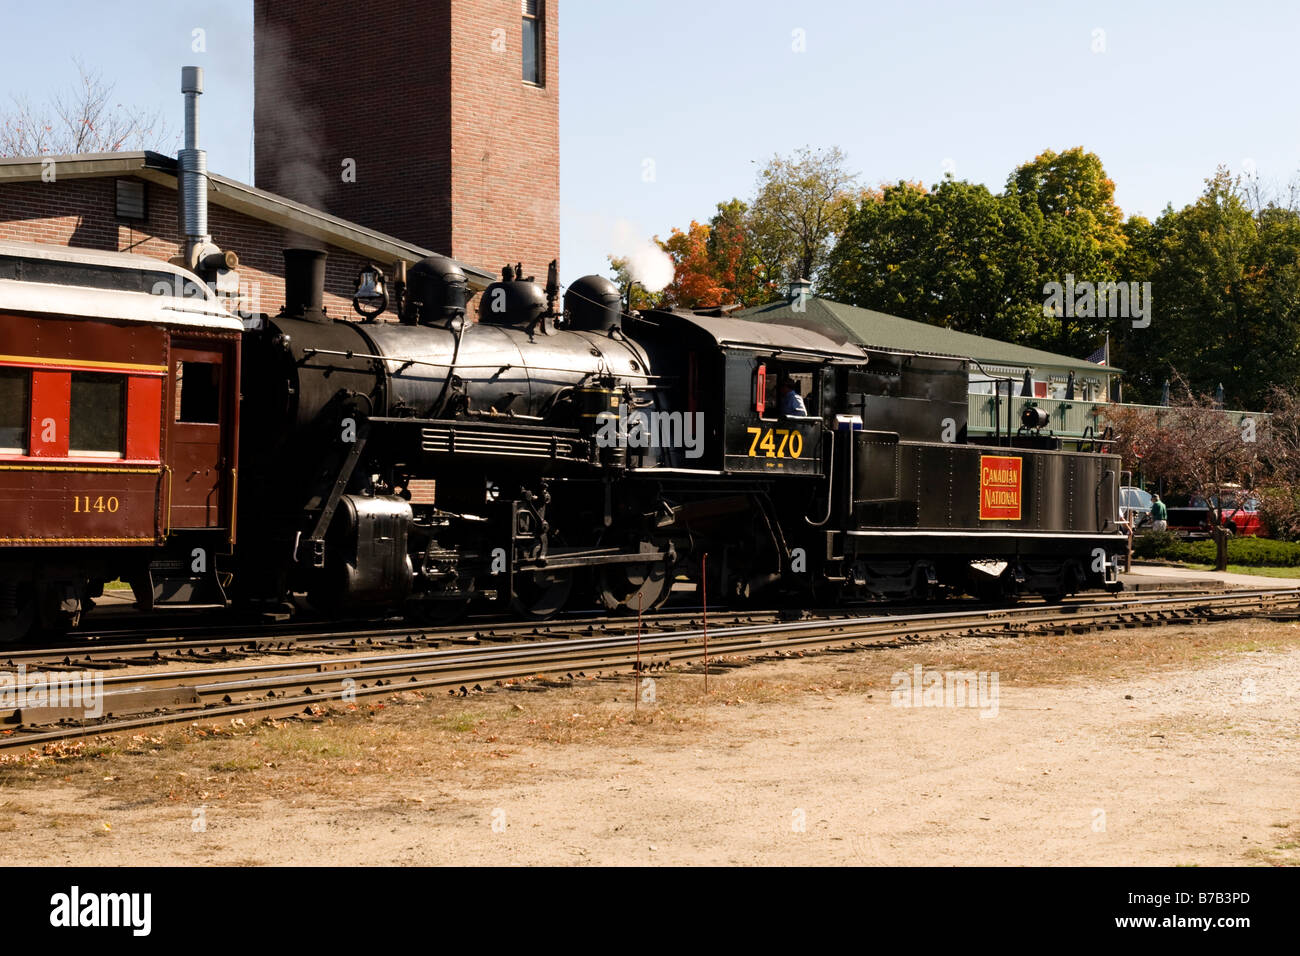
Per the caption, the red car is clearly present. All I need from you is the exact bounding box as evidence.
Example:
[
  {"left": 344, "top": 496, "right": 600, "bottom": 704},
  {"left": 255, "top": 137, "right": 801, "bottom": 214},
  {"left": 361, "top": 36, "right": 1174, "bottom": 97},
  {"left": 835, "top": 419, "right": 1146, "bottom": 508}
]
[{"left": 1166, "top": 492, "right": 1264, "bottom": 538}]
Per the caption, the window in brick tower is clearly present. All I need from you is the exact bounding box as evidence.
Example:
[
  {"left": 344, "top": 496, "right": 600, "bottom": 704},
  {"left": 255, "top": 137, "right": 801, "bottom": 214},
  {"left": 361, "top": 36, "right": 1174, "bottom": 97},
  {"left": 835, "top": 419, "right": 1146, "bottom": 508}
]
[{"left": 522, "top": 0, "right": 544, "bottom": 86}]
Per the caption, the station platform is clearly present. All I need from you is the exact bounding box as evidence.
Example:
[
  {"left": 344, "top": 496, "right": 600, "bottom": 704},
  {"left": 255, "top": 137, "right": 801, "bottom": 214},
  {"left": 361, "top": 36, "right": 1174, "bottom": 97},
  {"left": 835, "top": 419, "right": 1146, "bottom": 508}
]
[{"left": 1121, "top": 563, "right": 1299, "bottom": 591}]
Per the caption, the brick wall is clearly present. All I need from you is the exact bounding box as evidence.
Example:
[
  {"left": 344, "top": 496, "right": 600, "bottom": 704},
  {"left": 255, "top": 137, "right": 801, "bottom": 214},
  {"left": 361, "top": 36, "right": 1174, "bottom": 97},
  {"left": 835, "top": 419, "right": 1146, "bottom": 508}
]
[
  {"left": 254, "top": 0, "right": 559, "bottom": 281},
  {"left": 449, "top": 0, "right": 560, "bottom": 281},
  {"left": 0, "top": 178, "right": 376, "bottom": 320}
]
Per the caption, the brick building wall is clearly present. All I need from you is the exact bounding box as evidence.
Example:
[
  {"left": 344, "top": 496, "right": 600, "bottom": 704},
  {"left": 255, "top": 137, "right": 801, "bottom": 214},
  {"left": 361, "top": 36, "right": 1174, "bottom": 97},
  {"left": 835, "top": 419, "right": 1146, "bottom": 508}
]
[
  {"left": 255, "top": 0, "right": 559, "bottom": 281},
  {"left": 449, "top": 1, "right": 560, "bottom": 281},
  {"left": 0, "top": 177, "right": 375, "bottom": 319}
]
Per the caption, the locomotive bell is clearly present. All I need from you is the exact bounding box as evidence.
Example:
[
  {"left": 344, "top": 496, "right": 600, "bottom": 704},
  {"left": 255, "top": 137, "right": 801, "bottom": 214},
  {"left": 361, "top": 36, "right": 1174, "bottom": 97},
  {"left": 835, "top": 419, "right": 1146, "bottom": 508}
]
[{"left": 352, "top": 265, "right": 388, "bottom": 320}]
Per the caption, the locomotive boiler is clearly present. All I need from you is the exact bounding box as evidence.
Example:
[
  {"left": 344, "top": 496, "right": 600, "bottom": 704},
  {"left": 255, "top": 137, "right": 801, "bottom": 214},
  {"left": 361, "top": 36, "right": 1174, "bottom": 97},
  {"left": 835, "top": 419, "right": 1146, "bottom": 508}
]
[{"left": 236, "top": 251, "right": 690, "bottom": 621}]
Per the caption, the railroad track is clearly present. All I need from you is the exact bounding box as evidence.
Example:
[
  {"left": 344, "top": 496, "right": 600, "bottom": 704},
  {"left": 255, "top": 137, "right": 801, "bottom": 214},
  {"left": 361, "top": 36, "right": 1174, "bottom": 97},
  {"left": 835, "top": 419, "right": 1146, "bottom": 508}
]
[
  {"left": 2, "top": 587, "right": 1294, "bottom": 752},
  {"left": 1, "top": 606, "right": 850, "bottom": 672},
  {"left": 0, "top": 584, "right": 1235, "bottom": 674}
]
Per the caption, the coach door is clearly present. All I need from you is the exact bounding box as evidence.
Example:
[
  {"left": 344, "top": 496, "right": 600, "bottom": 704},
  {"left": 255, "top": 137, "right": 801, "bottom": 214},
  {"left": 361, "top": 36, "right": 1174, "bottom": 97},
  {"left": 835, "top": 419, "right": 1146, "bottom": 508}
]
[{"left": 166, "top": 341, "right": 232, "bottom": 530}]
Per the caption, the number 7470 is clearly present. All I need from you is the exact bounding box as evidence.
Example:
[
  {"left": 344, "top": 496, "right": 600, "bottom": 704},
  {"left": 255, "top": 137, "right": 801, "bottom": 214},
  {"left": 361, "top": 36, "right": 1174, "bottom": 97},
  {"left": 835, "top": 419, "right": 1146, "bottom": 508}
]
[{"left": 746, "top": 426, "right": 804, "bottom": 459}]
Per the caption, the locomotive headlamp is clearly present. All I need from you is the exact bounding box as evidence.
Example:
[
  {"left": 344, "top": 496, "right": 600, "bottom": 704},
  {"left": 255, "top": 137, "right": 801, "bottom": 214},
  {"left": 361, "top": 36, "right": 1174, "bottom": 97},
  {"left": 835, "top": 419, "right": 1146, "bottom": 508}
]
[
  {"left": 1021, "top": 403, "right": 1050, "bottom": 430},
  {"left": 353, "top": 265, "right": 389, "bottom": 320}
]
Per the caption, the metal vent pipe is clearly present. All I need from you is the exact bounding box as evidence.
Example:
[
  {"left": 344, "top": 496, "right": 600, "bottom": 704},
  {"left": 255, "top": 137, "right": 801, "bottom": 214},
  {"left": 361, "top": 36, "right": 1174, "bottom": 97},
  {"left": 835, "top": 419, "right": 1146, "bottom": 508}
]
[{"left": 179, "top": 66, "right": 210, "bottom": 263}]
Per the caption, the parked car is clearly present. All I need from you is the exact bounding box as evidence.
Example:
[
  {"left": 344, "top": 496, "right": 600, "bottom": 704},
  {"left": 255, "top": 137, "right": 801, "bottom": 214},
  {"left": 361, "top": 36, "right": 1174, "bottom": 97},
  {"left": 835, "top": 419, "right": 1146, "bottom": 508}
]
[
  {"left": 1165, "top": 488, "right": 1264, "bottom": 538},
  {"left": 1120, "top": 486, "right": 1153, "bottom": 530}
]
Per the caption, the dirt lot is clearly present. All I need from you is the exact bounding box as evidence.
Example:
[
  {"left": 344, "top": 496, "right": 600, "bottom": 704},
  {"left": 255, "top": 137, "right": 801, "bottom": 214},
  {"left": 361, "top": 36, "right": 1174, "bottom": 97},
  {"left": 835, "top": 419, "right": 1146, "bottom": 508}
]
[{"left": 1, "top": 617, "right": 1298, "bottom": 866}]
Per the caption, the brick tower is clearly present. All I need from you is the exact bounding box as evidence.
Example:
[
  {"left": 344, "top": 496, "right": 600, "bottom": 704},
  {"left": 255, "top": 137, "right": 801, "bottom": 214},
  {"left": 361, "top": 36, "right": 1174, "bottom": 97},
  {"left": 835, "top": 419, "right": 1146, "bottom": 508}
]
[{"left": 254, "top": 0, "right": 559, "bottom": 279}]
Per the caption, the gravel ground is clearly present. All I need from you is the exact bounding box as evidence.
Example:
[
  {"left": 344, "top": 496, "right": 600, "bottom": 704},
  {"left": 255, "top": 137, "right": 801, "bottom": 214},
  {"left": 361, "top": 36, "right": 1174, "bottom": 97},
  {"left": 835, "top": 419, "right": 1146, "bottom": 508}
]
[{"left": 2, "top": 613, "right": 1298, "bottom": 866}]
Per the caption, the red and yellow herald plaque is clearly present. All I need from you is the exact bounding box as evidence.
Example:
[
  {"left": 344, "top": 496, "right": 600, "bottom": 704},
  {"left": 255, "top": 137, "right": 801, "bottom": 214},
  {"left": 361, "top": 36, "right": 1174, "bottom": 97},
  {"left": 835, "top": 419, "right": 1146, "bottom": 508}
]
[{"left": 979, "top": 455, "right": 1023, "bottom": 520}]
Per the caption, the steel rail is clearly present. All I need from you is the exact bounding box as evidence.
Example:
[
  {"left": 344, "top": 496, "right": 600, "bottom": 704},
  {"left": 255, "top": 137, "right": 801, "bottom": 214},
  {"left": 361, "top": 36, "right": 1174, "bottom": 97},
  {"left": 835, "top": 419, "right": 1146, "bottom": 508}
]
[
  {"left": 5, "top": 587, "right": 1284, "bottom": 695},
  {"left": 0, "top": 585, "right": 1243, "bottom": 672}
]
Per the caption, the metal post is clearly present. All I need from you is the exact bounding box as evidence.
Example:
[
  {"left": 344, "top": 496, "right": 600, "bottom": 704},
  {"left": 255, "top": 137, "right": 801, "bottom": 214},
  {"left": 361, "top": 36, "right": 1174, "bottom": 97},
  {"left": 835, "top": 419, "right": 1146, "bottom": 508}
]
[
  {"left": 1006, "top": 378, "right": 1013, "bottom": 446},
  {"left": 701, "top": 553, "right": 709, "bottom": 694},
  {"left": 634, "top": 591, "right": 642, "bottom": 714},
  {"left": 994, "top": 387, "right": 1001, "bottom": 445}
]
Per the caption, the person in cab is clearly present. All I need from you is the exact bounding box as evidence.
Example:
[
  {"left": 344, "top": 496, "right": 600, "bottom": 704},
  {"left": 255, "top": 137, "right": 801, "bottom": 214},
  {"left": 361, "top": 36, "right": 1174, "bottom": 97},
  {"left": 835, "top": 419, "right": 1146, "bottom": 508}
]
[{"left": 778, "top": 377, "right": 807, "bottom": 416}]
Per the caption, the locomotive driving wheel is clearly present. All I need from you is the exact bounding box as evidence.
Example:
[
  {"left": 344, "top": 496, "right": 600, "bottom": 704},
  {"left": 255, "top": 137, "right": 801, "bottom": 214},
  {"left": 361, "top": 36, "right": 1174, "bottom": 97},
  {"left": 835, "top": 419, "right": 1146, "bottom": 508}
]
[
  {"left": 510, "top": 568, "right": 574, "bottom": 620},
  {"left": 596, "top": 559, "right": 673, "bottom": 613}
]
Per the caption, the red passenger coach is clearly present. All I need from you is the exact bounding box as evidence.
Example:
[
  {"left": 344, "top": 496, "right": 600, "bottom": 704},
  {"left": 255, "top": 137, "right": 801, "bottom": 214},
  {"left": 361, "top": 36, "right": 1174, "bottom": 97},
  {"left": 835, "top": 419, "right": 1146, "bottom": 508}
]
[{"left": 0, "top": 240, "right": 243, "bottom": 641}]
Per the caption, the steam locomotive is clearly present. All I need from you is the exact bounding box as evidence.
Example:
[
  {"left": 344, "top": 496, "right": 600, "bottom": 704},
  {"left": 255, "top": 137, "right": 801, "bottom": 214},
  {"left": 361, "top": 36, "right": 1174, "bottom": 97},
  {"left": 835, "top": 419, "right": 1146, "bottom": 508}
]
[{"left": 0, "top": 237, "right": 1127, "bottom": 642}]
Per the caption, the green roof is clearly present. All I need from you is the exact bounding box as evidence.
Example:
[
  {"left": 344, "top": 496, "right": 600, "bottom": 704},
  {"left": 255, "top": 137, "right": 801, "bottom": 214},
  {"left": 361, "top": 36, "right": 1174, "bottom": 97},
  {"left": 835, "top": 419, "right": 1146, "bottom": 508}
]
[{"left": 735, "top": 297, "right": 1122, "bottom": 377}]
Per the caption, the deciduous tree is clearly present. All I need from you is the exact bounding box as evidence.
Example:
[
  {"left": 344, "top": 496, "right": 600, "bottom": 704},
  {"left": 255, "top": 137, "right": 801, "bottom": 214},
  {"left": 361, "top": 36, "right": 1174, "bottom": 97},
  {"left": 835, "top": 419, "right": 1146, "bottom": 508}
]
[
  {"left": 0, "top": 59, "right": 168, "bottom": 156},
  {"left": 748, "top": 146, "right": 858, "bottom": 287},
  {"left": 1104, "top": 375, "right": 1260, "bottom": 569}
]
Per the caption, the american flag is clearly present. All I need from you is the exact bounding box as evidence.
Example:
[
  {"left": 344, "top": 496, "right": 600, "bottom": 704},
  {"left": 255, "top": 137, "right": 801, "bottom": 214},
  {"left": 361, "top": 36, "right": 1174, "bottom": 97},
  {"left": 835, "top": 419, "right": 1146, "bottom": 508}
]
[{"left": 1085, "top": 334, "right": 1110, "bottom": 366}]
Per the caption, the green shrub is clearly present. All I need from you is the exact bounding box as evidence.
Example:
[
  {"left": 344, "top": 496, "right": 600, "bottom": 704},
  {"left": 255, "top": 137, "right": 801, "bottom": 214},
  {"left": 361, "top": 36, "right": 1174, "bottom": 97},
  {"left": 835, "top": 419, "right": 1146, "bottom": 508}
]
[{"left": 1133, "top": 531, "right": 1300, "bottom": 566}]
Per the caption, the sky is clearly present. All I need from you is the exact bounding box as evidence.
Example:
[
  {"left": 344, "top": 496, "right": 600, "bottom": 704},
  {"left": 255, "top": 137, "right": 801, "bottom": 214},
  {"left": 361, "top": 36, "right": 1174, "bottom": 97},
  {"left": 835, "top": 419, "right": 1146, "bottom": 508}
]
[{"left": 2, "top": 0, "right": 1298, "bottom": 282}]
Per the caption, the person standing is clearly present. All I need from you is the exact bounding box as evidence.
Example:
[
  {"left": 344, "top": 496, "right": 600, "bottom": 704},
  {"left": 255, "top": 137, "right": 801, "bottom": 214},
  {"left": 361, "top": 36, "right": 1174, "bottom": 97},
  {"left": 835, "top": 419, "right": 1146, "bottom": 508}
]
[{"left": 1151, "top": 494, "right": 1168, "bottom": 532}]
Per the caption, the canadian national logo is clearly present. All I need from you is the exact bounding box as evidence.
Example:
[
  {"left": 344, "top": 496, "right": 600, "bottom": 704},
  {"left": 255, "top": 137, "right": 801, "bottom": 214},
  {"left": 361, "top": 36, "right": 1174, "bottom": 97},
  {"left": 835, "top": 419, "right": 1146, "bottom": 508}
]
[{"left": 979, "top": 455, "right": 1022, "bottom": 520}]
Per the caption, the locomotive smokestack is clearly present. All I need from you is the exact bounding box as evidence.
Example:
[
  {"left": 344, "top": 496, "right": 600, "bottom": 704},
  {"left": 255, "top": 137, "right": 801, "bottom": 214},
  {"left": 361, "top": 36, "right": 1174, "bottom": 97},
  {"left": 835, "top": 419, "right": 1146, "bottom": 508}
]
[
  {"left": 283, "top": 249, "right": 328, "bottom": 322},
  {"left": 179, "top": 66, "right": 210, "bottom": 267}
]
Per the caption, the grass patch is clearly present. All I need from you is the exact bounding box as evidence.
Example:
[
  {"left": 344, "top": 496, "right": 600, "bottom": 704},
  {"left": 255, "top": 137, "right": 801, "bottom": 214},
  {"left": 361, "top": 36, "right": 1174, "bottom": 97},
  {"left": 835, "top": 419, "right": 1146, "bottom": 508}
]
[
  {"left": 257, "top": 726, "right": 359, "bottom": 760},
  {"left": 210, "top": 756, "right": 263, "bottom": 773},
  {"left": 1223, "top": 565, "right": 1300, "bottom": 578},
  {"left": 434, "top": 711, "right": 483, "bottom": 733}
]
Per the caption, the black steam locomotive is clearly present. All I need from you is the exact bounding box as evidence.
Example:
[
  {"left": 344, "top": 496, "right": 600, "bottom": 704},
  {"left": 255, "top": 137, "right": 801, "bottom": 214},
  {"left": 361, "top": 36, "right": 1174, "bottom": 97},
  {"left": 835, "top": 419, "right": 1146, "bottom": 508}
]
[{"left": 233, "top": 250, "right": 1127, "bottom": 622}]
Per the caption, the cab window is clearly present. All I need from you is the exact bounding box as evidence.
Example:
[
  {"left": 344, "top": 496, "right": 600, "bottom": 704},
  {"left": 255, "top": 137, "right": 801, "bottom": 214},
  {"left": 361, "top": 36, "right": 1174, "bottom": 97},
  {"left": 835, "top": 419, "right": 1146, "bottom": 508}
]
[{"left": 766, "top": 368, "right": 816, "bottom": 417}]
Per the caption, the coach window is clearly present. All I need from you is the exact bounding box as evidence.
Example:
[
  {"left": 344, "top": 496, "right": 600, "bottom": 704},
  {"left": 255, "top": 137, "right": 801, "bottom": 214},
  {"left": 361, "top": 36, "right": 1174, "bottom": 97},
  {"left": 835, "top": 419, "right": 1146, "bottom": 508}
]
[
  {"left": 0, "top": 368, "right": 28, "bottom": 454},
  {"left": 522, "top": 1, "right": 544, "bottom": 86},
  {"left": 174, "top": 361, "right": 221, "bottom": 425},
  {"left": 69, "top": 372, "right": 124, "bottom": 458}
]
